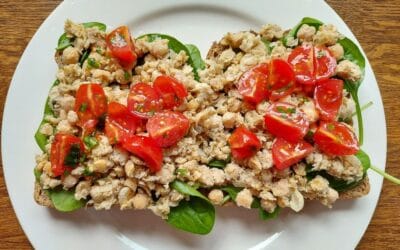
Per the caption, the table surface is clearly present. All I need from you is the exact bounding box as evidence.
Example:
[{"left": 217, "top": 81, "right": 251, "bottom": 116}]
[{"left": 1, "top": 0, "right": 399, "bottom": 249}]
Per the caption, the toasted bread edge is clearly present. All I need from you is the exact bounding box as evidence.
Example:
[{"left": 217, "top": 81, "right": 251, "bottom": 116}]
[{"left": 34, "top": 182, "right": 54, "bottom": 208}]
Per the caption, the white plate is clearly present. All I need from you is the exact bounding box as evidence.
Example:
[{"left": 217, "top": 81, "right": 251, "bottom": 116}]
[{"left": 2, "top": 0, "right": 387, "bottom": 249}]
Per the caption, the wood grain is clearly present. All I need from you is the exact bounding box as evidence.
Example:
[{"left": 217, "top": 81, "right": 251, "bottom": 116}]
[{"left": 0, "top": 0, "right": 399, "bottom": 249}]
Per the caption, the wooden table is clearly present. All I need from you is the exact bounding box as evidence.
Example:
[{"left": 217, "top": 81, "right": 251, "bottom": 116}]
[{"left": 1, "top": 0, "right": 399, "bottom": 249}]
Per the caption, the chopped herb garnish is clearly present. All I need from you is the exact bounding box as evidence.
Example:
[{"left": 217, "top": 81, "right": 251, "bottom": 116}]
[
  {"left": 63, "top": 170, "right": 71, "bottom": 176},
  {"left": 124, "top": 71, "right": 131, "bottom": 80},
  {"left": 83, "top": 166, "right": 93, "bottom": 176},
  {"left": 79, "top": 103, "right": 88, "bottom": 112},
  {"left": 221, "top": 195, "right": 231, "bottom": 204},
  {"left": 327, "top": 123, "right": 335, "bottom": 131},
  {"left": 63, "top": 144, "right": 82, "bottom": 167},
  {"left": 79, "top": 154, "right": 87, "bottom": 163},
  {"left": 276, "top": 106, "right": 296, "bottom": 114},
  {"left": 176, "top": 168, "right": 188, "bottom": 176},
  {"left": 96, "top": 48, "right": 103, "bottom": 54},
  {"left": 208, "top": 155, "right": 231, "bottom": 169},
  {"left": 136, "top": 104, "right": 144, "bottom": 112},
  {"left": 305, "top": 130, "right": 315, "bottom": 143},
  {"left": 79, "top": 49, "right": 90, "bottom": 67},
  {"left": 83, "top": 136, "right": 98, "bottom": 149},
  {"left": 87, "top": 57, "right": 100, "bottom": 68}
]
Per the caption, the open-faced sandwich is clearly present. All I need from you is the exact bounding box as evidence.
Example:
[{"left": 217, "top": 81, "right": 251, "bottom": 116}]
[{"left": 34, "top": 18, "right": 392, "bottom": 235}]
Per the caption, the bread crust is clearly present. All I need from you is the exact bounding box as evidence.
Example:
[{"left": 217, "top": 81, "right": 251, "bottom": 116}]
[
  {"left": 339, "top": 176, "right": 370, "bottom": 199},
  {"left": 34, "top": 182, "right": 53, "bottom": 208}
]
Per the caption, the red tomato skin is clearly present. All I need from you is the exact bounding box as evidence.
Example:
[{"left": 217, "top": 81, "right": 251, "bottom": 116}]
[
  {"left": 153, "top": 75, "right": 188, "bottom": 109},
  {"left": 50, "top": 133, "right": 84, "bottom": 177},
  {"left": 237, "top": 63, "right": 269, "bottom": 104},
  {"left": 106, "top": 26, "right": 137, "bottom": 68},
  {"left": 268, "top": 59, "right": 296, "bottom": 101},
  {"left": 314, "top": 46, "right": 337, "bottom": 82},
  {"left": 127, "top": 83, "right": 163, "bottom": 119},
  {"left": 314, "top": 121, "right": 359, "bottom": 156},
  {"left": 146, "top": 111, "right": 190, "bottom": 147},
  {"left": 122, "top": 135, "right": 163, "bottom": 172},
  {"left": 314, "top": 79, "right": 343, "bottom": 121},
  {"left": 302, "top": 84, "right": 316, "bottom": 97},
  {"left": 228, "top": 126, "right": 262, "bottom": 160},
  {"left": 272, "top": 138, "right": 314, "bottom": 170},
  {"left": 288, "top": 44, "right": 315, "bottom": 85},
  {"left": 264, "top": 102, "right": 310, "bottom": 142},
  {"left": 105, "top": 102, "right": 141, "bottom": 144},
  {"left": 74, "top": 83, "right": 107, "bottom": 134}
]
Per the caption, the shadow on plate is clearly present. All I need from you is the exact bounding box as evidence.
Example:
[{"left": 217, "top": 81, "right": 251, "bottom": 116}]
[{"left": 46, "top": 197, "right": 360, "bottom": 249}]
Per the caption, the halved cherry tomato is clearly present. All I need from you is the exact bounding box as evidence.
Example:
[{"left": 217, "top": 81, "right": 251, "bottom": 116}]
[
  {"left": 105, "top": 102, "right": 142, "bottom": 144},
  {"left": 314, "top": 121, "right": 359, "bottom": 155},
  {"left": 288, "top": 44, "right": 315, "bottom": 85},
  {"left": 289, "top": 44, "right": 337, "bottom": 86},
  {"left": 314, "top": 46, "right": 337, "bottom": 82},
  {"left": 268, "top": 59, "right": 296, "bottom": 101},
  {"left": 146, "top": 111, "right": 190, "bottom": 147},
  {"left": 314, "top": 79, "right": 343, "bottom": 121},
  {"left": 302, "top": 84, "right": 316, "bottom": 97},
  {"left": 153, "top": 75, "right": 188, "bottom": 109},
  {"left": 106, "top": 26, "right": 137, "bottom": 68},
  {"left": 272, "top": 138, "right": 314, "bottom": 170},
  {"left": 122, "top": 135, "right": 163, "bottom": 172},
  {"left": 50, "top": 133, "right": 84, "bottom": 177},
  {"left": 228, "top": 126, "right": 261, "bottom": 160},
  {"left": 264, "top": 102, "right": 310, "bottom": 142},
  {"left": 74, "top": 83, "right": 107, "bottom": 135},
  {"left": 127, "top": 83, "right": 163, "bottom": 119},
  {"left": 237, "top": 63, "right": 269, "bottom": 104}
]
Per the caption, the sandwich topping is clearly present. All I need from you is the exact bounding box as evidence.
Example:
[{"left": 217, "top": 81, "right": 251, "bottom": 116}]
[{"left": 34, "top": 18, "right": 377, "bottom": 234}]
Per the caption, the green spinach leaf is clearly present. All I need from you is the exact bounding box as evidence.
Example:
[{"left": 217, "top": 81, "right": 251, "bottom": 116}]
[
  {"left": 283, "top": 17, "right": 324, "bottom": 47},
  {"left": 82, "top": 22, "right": 107, "bottom": 31},
  {"left": 171, "top": 180, "right": 208, "bottom": 200},
  {"left": 355, "top": 149, "right": 400, "bottom": 185},
  {"left": 251, "top": 197, "right": 281, "bottom": 220},
  {"left": 221, "top": 186, "right": 242, "bottom": 201},
  {"left": 306, "top": 149, "right": 371, "bottom": 192},
  {"left": 221, "top": 186, "right": 281, "bottom": 220},
  {"left": 259, "top": 206, "right": 281, "bottom": 220},
  {"left": 79, "top": 49, "right": 90, "bottom": 67},
  {"left": 307, "top": 169, "right": 364, "bottom": 192},
  {"left": 138, "top": 34, "right": 204, "bottom": 81},
  {"left": 83, "top": 135, "right": 98, "bottom": 149},
  {"left": 34, "top": 168, "right": 42, "bottom": 182},
  {"left": 338, "top": 37, "right": 366, "bottom": 144},
  {"left": 208, "top": 155, "right": 231, "bottom": 169},
  {"left": 168, "top": 180, "right": 215, "bottom": 234},
  {"left": 167, "top": 197, "right": 215, "bottom": 235},
  {"left": 261, "top": 37, "right": 272, "bottom": 54},
  {"left": 355, "top": 149, "right": 371, "bottom": 172},
  {"left": 185, "top": 44, "right": 206, "bottom": 71},
  {"left": 56, "top": 22, "right": 106, "bottom": 51},
  {"left": 34, "top": 79, "right": 59, "bottom": 152},
  {"left": 48, "top": 188, "right": 86, "bottom": 212},
  {"left": 338, "top": 37, "right": 365, "bottom": 70},
  {"left": 57, "top": 33, "right": 74, "bottom": 50}
]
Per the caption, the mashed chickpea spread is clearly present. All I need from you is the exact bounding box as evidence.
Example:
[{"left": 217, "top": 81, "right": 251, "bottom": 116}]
[{"left": 34, "top": 18, "right": 370, "bottom": 234}]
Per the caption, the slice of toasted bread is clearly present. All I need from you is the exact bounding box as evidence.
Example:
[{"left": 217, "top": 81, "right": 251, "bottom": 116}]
[
  {"left": 34, "top": 182, "right": 54, "bottom": 208},
  {"left": 206, "top": 36, "right": 370, "bottom": 201}
]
